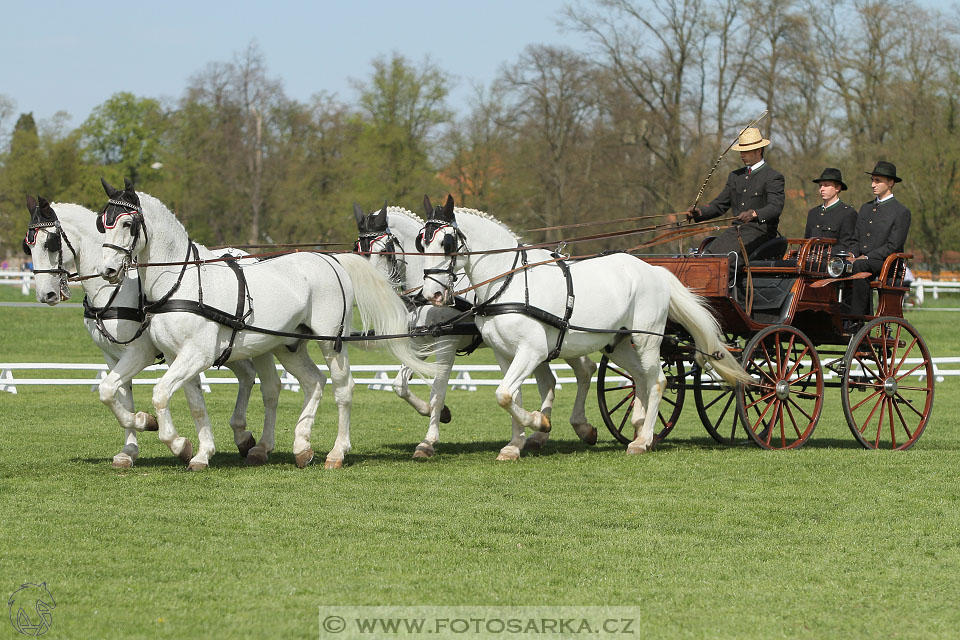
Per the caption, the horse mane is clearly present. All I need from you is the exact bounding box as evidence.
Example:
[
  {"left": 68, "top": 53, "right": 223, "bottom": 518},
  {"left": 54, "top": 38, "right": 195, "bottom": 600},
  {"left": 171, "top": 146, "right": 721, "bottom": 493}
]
[
  {"left": 386, "top": 206, "right": 424, "bottom": 225},
  {"left": 454, "top": 207, "right": 521, "bottom": 242},
  {"left": 137, "top": 191, "right": 189, "bottom": 238}
]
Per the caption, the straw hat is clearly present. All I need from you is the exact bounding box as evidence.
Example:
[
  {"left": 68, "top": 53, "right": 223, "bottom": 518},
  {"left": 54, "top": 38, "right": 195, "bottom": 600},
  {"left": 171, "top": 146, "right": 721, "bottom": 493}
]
[{"left": 731, "top": 127, "right": 771, "bottom": 151}]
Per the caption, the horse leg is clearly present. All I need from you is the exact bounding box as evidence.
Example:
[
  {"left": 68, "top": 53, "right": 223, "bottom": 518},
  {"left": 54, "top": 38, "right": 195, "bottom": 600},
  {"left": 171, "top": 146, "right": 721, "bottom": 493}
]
[
  {"left": 151, "top": 350, "right": 213, "bottom": 468},
  {"left": 609, "top": 340, "right": 663, "bottom": 454},
  {"left": 524, "top": 363, "right": 556, "bottom": 452},
  {"left": 246, "top": 353, "right": 280, "bottom": 466},
  {"left": 179, "top": 375, "right": 216, "bottom": 471},
  {"left": 101, "top": 352, "right": 140, "bottom": 469},
  {"left": 98, "top": 343, "right": 158, "bottom": 435},
  {"left": 493, "top": 348, "right": 548, "bottom": 461},
  {"left": 320, "top": 343, "right": 355, "bottom": 469},
  {"left": 565, "top": 355, "right": 598, "bottom": 445},
  {"left": 273, "top": 346, "right": 327, "bottom": 469},
  {"left": 393, "top": 365, "right": 430, "bottom": 415},
  {"left": 414, "top": 336, "right": 456, "bottom": 459},
  {"left": 223, "top": 359, "right": 257, "bottom": 457}
]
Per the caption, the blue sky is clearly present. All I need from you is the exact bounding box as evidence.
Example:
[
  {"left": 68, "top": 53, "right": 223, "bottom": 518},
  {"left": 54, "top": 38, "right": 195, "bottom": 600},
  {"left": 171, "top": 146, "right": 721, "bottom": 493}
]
[{"left": 3, "top": 0, "right": 957, "bottom": 128}]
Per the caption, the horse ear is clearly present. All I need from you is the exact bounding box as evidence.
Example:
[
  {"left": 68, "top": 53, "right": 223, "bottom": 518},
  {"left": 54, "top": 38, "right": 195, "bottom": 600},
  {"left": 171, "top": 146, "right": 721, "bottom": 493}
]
[
  {"left": 26, "top": 194, "right": 37, "bottom": 212},
  {"left": 442, "top": 194, "right": 455, "bottom": 221},
  {"left": 101, "top": 177, "right": 120, "bottom": 198},
  {"left": 423, "top": 194, "right": 433, "bottom": 217},
  {"left": 352, "top": 202, "right": 365, "bottom": 228},
  {"left": 379, "top": 200, "right": 387, "bottom": 216},
  {"left": 123, "top": 177, "right": 135, "bottom": 192},
  {"left": 38, "top": 196, "right": 50, "bottom": 210}
]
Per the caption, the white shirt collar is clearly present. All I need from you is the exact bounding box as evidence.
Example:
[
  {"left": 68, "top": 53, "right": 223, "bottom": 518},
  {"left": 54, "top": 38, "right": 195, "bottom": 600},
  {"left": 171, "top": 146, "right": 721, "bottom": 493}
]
[
  {"left": 749, "top": 159, "right": 765, "bottom": 172},
  {"left": 822, "top": 196, "right": 840, "bottom": 209},
  {"left": 877, "top": 193, "right": 895, "bottom": 203}
]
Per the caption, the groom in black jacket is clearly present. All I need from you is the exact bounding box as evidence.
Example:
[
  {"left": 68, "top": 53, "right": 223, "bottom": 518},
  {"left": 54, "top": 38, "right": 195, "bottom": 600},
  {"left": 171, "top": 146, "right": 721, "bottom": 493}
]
[
  {"left": 687, "top": 127, "right": 785, "bottom": 269},
  {"left": 848, "top": 161, "right": 912, "bottom": 317}
]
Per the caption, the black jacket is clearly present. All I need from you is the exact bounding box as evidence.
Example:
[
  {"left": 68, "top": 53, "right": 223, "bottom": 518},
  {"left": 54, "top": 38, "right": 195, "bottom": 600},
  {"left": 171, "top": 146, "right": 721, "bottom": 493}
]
[
  {"left": 854, "top": 197, "right": 911, "bottom": 260},
  {"left": 804, "top": 200, "right": 858, "bottom": 253},
  {"left": 696, "top": 163, "right": 785, "bottom": 236}
]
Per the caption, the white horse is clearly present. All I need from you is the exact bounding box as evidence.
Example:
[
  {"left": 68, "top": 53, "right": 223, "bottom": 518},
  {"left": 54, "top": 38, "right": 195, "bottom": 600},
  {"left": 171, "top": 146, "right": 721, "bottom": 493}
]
[
  {"left": 354, "top": 200, "right": 599, "bottom": 458},
  {"left": 22, "top": 195, "right": 273, "bottom": 468},
  {"left": 419, "top": 195, "right": 751, "bottom": 459},
  {"left": 95, "top": 179, "right": 435, "bottom": 470}
]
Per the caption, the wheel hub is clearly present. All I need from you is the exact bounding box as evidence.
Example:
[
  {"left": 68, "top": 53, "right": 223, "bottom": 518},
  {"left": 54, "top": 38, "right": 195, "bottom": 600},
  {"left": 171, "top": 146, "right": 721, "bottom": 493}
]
[
  {"left": 883, "top": 377, "right": 898, "bottom": 397},
  {"left": 775, "top": 380, "right": 790, "bottom": 400}
]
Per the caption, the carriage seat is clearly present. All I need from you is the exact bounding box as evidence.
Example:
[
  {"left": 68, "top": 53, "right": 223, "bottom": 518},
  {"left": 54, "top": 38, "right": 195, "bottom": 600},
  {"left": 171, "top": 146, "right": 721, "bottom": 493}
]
[{"left": 696, "top": 235, "right": 790, "bottom": 265}]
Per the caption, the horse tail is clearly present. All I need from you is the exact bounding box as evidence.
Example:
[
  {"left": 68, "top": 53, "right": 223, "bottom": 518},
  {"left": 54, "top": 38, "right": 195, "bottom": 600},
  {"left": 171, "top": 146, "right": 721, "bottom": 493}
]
[
  {"left": 658, "top": 266, "right": 752, "bottom": 386},
  {"left": 335, "top": 253, "right": 437, "bottom": 378}
]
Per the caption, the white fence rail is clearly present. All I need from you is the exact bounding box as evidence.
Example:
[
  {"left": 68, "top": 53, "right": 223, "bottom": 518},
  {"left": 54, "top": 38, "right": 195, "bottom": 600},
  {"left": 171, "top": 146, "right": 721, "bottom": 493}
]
[
  {"left": 2, "top": 359, "right": 956, "bottom": 395},
  {"left": 0, "top": 271, "right": 34, "bottom": 295}
]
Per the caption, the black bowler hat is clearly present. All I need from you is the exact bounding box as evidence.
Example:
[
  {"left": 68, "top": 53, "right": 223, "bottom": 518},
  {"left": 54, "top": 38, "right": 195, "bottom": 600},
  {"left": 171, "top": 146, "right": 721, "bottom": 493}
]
[
  {"left": 865, "top": 161, "right": 902, "bottom": 183},
  {"left": 812, "top": 167, "right": 847, "bottom": 191}
]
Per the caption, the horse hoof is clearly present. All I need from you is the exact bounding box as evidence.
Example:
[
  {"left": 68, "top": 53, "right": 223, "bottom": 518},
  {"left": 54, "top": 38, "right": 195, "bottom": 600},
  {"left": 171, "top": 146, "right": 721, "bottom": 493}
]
[
  {"left": 177, "top": 439, "right": 194, "bottom": 465},
  {"left": 143, "top": 414, "right": 159, "bottom": 431},
  {"left": 246, "top": 448, "right": 268, "bottom": 466},
  {"left": 112, "top": 453, "right": 134, "bottom": 469},
  {"left": 295, "top": 449, "right": 315, "bottom": 469},
  {"left": 412, "top": 444, "right": 435, "bottom": 459},
  {"left": 626, "top": 441, "right": 652, "bottom": 455},
  {"left": 439, "top": 406, "right": 452, "bottom": 424},
  {"left": 187, "top": 461, "right": 208, "bottom": 472},
  {"left": 584, "top": 427, "right": 598, "bottom": 446},
  {"left": 236, "top": 433, "right": 256, "bottom": 458},
  {"left": 533, "top": 411, "right": 552, "bottom": 433},
  {"left": 522, "top": 438, "right": 542, "bottom": 452},
  {"left": 496, "top": 450, "right": 520, "bottom": 461},
  {"left": 324, "top": 457, "right": 343, "bottom": 470}
]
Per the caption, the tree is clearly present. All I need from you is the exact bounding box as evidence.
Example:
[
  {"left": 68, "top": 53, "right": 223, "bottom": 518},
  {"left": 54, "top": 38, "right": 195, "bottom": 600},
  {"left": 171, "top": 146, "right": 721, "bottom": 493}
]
[{"left": 81, "top": 92, "right": 167, "bottom": 186}]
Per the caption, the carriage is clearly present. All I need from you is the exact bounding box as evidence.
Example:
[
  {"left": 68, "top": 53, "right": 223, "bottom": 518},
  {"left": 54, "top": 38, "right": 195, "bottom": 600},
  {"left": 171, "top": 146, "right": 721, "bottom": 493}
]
[{"left": 596, "top": 236, "right": 935, "bottom": 450}]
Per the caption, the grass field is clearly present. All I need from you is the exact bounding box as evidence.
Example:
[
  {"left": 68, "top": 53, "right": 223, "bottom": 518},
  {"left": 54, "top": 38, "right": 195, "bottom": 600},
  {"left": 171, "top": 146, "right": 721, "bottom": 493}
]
[{"left": 1, "top": 283, "right": 959, "bottom": 638}]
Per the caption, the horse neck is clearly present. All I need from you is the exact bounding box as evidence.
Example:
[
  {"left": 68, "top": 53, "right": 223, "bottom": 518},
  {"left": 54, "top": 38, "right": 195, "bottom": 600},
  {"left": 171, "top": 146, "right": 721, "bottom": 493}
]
[
  {"left": 388, "top": 214, "right": 426, "bottom": 288},
  {"left": 136, "top": 200, "right": 191, "bottom": 298},
  {"left": 54, "top": 205, "right": 130, "bottom": 306},
  {"left": 457, "top": 214, "right": 521, "bottom": 299}
]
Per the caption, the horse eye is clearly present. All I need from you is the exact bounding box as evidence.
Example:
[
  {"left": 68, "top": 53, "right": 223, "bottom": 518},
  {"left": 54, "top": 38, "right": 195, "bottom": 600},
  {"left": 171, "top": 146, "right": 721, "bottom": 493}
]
[{"left": 122, "top": 221, "right": 132, "bottom": 229}]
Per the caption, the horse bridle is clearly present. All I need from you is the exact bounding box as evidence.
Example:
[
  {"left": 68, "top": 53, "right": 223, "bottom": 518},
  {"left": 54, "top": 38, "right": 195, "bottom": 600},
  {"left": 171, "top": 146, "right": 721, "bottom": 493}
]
[
  {"left": 355, "top": 230, "right": 407, "bottom": 287},
  {"left": 99, "top": 198, "right": 148, "bottom": 275},
  {"left": 419, "top": 220, "right": 467, "bottom": 301},
  {"left": 25, "top": 211, "right": 81, "bottom": 299}
]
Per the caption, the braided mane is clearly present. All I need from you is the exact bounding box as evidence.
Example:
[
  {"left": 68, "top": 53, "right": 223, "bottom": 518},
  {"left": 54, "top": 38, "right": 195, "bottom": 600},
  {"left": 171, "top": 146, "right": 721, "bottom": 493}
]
[
  {"left": 454, "top": 207, "right": 521, "bottom": 242},
  {"left": 386, "top": 206, "right": 424, "bottom": 224}
]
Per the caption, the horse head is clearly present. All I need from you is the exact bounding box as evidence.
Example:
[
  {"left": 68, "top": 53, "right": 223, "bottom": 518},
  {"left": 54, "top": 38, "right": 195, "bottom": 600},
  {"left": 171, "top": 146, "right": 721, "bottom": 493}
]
[
  {"left": 24, "top": 195, "right": 73, "bottom": 305},
  {"left": 97, "top": 177, "right": 144, "bottom": 284},
  {"left": 352, "top": 202, "right": 405, "bottom": 286},
  {"left": 418, "top": 194, "right": 462, "bottom": 306}
]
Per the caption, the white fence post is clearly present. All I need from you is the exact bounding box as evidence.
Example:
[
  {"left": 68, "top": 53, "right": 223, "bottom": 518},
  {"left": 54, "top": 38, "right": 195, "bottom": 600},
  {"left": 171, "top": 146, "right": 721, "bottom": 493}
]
[{"left": 0, "top": 367, "right": 17, "bottom": 394}]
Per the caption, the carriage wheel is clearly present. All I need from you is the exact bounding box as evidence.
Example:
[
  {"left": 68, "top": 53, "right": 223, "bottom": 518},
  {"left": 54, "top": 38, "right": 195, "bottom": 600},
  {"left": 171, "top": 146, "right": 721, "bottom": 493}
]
[
  {"left": 597, "top": 354, "right": 686, "bottom": 446},
  {"left": 841, "top": 317, "right": 934, "bottom": 450},
  {"left": 736, "top": 325, "right": 823, "bottom": 450},
  {"left": 695, "top": 363, "right": 751, "bottom": 445}
]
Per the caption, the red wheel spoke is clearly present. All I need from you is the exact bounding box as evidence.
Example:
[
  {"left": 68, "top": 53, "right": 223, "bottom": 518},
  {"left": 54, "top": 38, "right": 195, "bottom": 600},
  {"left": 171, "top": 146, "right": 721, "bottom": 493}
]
[
  {"left": 851, "top": 387, "right": 884, "bottom": 412},
  {"left": 868, "top": 339, "right": 888, "bottom": 378},
  {"left": 661, "top": 395, "right": 677, "bottom": 408},
  {"left": 873, "top": 399, "right": 887, "bottom": 447},
  {"left": 751, "top": 396, "right": 777, "bottom": 433},
  {"left": 702, "top": 389, "right": 732, "bottom": 412},
  {"left": 894, "top": 337, "right": 919, "bottom": 373},
  {"left": 894, "top": 363, "right": 928, "bottom": 383},
  {"left": 891, "top": 396, "right": 915, "bottom": 440},
  {"left": 744, "top": 390, "right": 777, "bottom": 410},
  {"left": 782, "top": 333, "right": 797, "bottom": 378},
  {"left": 760, "top": 342, "right": 779, "bottom": 383},
  {"left": 786, "top": 396, "right": 815, "bottom": 423},
  {"left": 888, "top": 398, "right": 897, "bottom": 449},
  {"left": 604, "top": 384, "right": 636, "bottom": 392},
  {"left": 775, "top": 339, "right": 783, "bottom": 378},
  {"left": 858, "top": 393, "right": 885, "bottom": 436},
  {"left": 784, "top": 401, "right": 804, "bottom": 439},
  {"left": 790, "top": 368, "right": 817, "bottom": 385},
  {"left": 784, "top": 345, "right": 810, "bottom": 379},
  {"left": 891, "top": 323, "right": 903, "bottom": 367},
  {"left": 617, "top": 397, "right": 635, "bottom": 433},
  {"left": 790, "top": 389, "right": 821, "bottom": 399},
  {"left": 894, "top": 384, "right": 934, "bottom": 392},
  {"left": 778, "top": 401, "right": 786, "bottom": 448},
  {"left": 880, "top": 325, "right": 891, "bottom": 375},
  {"left": 894, "top": 391, "right": 926, "bottom": 419},
  {"left": 609, "top": 391, "right": 636, "bottom": 414},
  {"left": 854, "top": 355, "right": 883, "bottom": 382},
  {"left": 605, "top": 364, "right": 632, "bottom": 380},
  {"left": 748, "top": 356, "right": 779, "bottom": 386}
]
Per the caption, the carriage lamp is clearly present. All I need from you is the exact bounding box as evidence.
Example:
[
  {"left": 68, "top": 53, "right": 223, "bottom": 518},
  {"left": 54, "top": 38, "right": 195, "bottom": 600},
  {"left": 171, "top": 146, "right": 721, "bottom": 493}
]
[{"left": 827, "top": 252, "right": 853, "bottom": 278}]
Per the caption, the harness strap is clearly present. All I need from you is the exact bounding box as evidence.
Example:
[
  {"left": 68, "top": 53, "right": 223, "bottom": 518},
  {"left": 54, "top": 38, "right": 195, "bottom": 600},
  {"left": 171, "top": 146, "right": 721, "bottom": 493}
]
[
  {"left": 212, "top": 257, "right": 249, "bottom": 368},
  {"left": 83, "top": 296, "right": 145, "bottom": 322}
]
